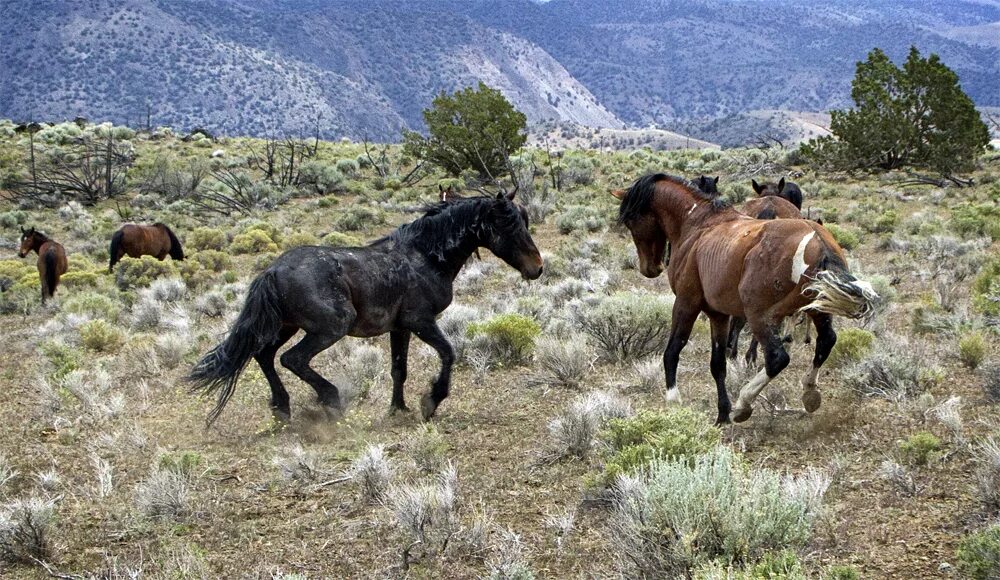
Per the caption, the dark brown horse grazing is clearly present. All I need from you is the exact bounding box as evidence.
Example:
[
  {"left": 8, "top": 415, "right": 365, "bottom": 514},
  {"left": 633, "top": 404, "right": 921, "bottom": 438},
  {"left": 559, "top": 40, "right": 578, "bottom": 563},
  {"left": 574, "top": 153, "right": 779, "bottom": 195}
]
[
  {"left": 751, "top": 177, "right": 803, "bottom": 210},
  {"left": 108, "top": 223, "right": 184, "bottom": 273},
  {"left": 613, "top": 174, "right": 879, "bottom": 424},
  {"left": 18, "top": 226, "right": 68, "bottom": 304}
]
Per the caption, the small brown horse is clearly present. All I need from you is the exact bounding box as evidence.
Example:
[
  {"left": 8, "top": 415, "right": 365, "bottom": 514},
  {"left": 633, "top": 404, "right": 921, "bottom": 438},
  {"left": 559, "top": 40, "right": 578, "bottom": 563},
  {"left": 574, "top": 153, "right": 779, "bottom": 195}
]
[
  {"left": 18, "top": 226, "right": 68, "bottom": 304},
  {"left": 109, "top": 223, "right": 184, "bottom": 272},
  {"left": 613, "top": 174, "right": 879, "bottom": 424}
]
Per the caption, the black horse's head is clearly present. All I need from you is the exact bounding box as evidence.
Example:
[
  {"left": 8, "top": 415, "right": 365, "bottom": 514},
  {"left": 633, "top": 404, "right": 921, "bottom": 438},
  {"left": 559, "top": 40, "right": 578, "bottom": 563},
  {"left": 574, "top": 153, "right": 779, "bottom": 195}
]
[
  {"left": 693, "top": 175, "right": 720, "bottom": 195},
  {"left": 483, "top": 191, "right": 543, "bottom": 280}
]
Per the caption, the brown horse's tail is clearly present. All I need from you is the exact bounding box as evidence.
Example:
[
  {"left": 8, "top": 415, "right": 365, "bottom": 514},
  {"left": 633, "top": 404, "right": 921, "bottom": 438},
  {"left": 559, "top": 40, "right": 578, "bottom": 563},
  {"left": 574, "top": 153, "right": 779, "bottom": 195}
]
[
  {"left": 43, "top": 249, "right": 58, "bottom": 298},
  {"left": 800, "top": 262, "right": 880, "bottom": 322},
  {"left": 109, "top": 229, "right": 124, "bottom": 273},
  {"left": 188, "top": 270, "right": 283, "bottom": 426},
  {"left": 158, "top": 223, "right": 184, "bottom": 261}
]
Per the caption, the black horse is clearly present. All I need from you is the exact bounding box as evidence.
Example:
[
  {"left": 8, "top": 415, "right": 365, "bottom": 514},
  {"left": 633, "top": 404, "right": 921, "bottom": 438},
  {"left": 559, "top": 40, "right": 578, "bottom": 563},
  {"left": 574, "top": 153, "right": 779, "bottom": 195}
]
[
  {"left": 751, "top": 177, "right": 803, "bottom": 210},
  {"left": 693, "top": 175, "right": 720, "bottom": 195},
  {"left": 189, "top": 193, "right": 543, "bottom": 426}
]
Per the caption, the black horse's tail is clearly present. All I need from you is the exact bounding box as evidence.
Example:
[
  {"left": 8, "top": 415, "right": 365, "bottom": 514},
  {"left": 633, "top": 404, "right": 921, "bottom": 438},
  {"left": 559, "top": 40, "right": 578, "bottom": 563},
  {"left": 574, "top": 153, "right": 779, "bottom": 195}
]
[
  {"left": 159, "top": 223, "right": 184, "bottom": 260},
  {"left": 189, "top": 271, "right": 283, "bottom": 425},
  {"left": 43, "top": 249, "right": 58, "bottom": 298},
  {"left": 108, "top": 229, "right": 124, "bottom": 273}
]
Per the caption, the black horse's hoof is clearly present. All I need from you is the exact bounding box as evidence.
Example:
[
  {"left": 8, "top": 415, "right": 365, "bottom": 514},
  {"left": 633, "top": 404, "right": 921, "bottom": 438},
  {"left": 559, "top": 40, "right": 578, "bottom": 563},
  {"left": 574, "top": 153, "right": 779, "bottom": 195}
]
[
  {"left": 420, "top": 395, "right": 438, "bottom": 421},
  {"left": 390, "top": 404, "right": 411, "bottom": 415},
  {"left": 730, "top": 406, "right": 753, "bottom": 423},
  {"left": 715, "top": 414, "right": 732, "bottom": 426},
  {"left": 802, "top": 389, "right": 822, "bottom": 413},
  {"left": 271, "top": 408, "right": 291, "bottom": 425}
]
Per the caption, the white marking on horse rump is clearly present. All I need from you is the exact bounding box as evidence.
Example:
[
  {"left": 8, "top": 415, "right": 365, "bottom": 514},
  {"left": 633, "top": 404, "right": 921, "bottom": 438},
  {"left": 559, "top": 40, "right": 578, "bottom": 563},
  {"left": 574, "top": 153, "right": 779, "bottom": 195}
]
[
  {"left": 688, "top": 203, "right": 698, "bottom": 215},
  {"left": 790, "top": 231, "right": 815, "bottom": 283}
]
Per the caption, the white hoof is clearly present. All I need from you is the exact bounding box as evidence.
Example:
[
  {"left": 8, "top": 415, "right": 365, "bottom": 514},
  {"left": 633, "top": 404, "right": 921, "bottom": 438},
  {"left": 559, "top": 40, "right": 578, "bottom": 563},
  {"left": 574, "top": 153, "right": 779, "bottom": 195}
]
[{"left": 665, "top": 388, "right": 682, "bottom": 403}]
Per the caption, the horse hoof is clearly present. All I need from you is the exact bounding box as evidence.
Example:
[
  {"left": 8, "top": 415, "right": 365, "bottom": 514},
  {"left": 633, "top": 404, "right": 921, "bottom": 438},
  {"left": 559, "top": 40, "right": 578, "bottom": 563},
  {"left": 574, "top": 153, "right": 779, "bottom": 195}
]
[
  {"left": 715, "top": 413, "right": 732, "bottom": 426},
  {"left": 802, "top": 389, "right": 822, "bottom": 413},
  {"left": 420, "top": 395, "right": 438, "bottom": 421},
  {"left": 730, "top": 406, "right": 753, "bottom": 423},
  {"left": 390, "top": 404, "right": 411, "bottom": 415},
  {"left": 271, "top": 408, "right": 291, "bottom": 424}
]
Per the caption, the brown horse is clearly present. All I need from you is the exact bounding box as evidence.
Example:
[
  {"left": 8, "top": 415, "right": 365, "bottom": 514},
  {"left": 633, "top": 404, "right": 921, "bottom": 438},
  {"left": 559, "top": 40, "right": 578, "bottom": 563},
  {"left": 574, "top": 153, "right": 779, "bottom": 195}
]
[
  {"left": 742, "top": 195, "right": 801, "bottom": 220},
  {"left": 108, "top": 223, "right": 184, "bottom": 272},
  {"left": 18, "top": 226, "right": 68, "bottom": 304},
  {"left": 613, "top": 174, "right": 879, "bottom": 424}
]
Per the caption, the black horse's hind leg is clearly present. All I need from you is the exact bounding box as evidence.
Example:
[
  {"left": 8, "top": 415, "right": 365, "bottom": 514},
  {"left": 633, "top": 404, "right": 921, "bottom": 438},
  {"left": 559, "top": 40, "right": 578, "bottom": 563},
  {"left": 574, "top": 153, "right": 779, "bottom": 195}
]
[
  {"left": 663, "top": 302, "right": 701, "bottom": 403},
  {"left": 801, "top": 313, "right": 836, "bottom": 413},
  {"left": 730, "top": 324, "right": 790, "bottom": 423},
  {"left": 254, "top": 325, "right": 297, "bottom": 423},
  {"left": 726, "top": 317, "right": 745, "bottom": 360},
  {"left": 280, "top": 332, "right": 344, "bottom": 413},
  {"left": 390, "top": 330, "right": 411, "bottom": 412},
  {"left": 414, "top": 323, "right": 455, "bottom": 420},
  {"left": 707, "top": 312, "right": 733, "bottom": 425}
]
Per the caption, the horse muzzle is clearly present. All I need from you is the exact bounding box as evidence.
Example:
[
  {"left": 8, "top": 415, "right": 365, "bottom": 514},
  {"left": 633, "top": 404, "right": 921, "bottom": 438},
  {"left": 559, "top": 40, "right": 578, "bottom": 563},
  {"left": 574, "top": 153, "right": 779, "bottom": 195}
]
[
  {"left": 639, "top": 263, "right": 664, "bottom": 278},
  {"left": 17, "top": 251, "right": 27, "bottom": 259},
  {"left": 521, "top": 255, "right": 544, "bottom": 280}
]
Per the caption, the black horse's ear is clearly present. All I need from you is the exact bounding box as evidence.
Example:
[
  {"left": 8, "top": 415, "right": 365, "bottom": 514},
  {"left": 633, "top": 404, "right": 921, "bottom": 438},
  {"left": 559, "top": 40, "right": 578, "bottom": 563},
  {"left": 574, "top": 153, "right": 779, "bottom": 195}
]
[
  {"left": 505, "top": 189, "right": 516, "bottom": 201},
  {"left": 19, "top": 225, "right": 25, "bottom": 234},
  {"left": 816, "top": 217, "right": 824, "bottom": 225},
  {"left": 751, "top": 179, "right": 762, "bottom": 194},
  {"left": 778, "top": 177, "right": 786, "bottom": 193},
  {"left": 495, "top": 192, "right": 505, "bottom": 202},
  {"left": 713, "top": 176, "right": 719, "bottom": 185}
]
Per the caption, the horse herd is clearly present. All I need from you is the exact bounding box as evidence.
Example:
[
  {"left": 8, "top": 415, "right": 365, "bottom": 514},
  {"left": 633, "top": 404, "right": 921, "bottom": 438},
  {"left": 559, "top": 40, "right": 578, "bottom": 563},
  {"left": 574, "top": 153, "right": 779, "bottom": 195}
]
[{"left": 12, "top": 174, "right": 878, "bottom": 428}]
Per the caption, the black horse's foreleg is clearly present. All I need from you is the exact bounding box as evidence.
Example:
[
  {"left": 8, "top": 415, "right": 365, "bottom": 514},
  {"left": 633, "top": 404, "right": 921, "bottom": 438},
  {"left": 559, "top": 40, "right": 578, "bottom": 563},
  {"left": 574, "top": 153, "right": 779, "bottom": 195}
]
[
  {"left": 663, "top": 303, "right": 701, "bottom": 403},
  {"left": 414, "top": 323, "right": 455, "bottom": 420},
  {"left": 390, "top": 330, "right": 411, "bottom": 412},
  {"left": 254, "top": 326, "right": 297, "bottom": 423},
  {"left": 801, "top": 313, "right": 836, "bottom": 413},
  {"left": 280, "top": 332, "right": 343, "bottom": 412},
  {"left": 707, "top": 312, "right": 733, "bottom": 425}
]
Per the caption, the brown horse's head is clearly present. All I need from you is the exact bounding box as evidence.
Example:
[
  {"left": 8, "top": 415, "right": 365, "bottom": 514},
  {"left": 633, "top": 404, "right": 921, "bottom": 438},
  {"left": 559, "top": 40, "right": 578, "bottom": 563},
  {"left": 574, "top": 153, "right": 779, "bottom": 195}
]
[
  {"left": 751, "top": 177, "right": 803, "bottom": 209},
  {"left": 484, "top": 191, "right": 543, "bottom": 280},
  {"left": 613, "top": 186, "right": 667, "bottom": 278},
  {"left": 18, "top": 226, "right": 40, "bottom": 258}
]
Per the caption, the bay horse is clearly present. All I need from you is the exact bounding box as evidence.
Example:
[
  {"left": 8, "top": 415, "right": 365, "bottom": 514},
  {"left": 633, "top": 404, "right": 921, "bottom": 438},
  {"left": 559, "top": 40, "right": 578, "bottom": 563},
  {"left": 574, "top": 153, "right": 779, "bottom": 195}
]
[
  {"left": 189, "top": 192, "right": 543, "bottom": 426},
  {"left": 751, "top": 177, "right": 803, "bottom": 210},
  {"left": 613, "top": 174, "right": 878, "bottom": 424},
  {"left": 727, "top": 194, "right": 805, "bottom": 363},
  {"left": 108, "top": 223, "right": 184, "bottom": 273},
  {"left": 18, "top": 226, "right": 68, "bottom": 304}
]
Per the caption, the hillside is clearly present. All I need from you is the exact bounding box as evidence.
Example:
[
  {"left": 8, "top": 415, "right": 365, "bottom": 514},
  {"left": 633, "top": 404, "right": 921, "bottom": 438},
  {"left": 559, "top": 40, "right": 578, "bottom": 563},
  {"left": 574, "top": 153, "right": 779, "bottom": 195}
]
[{"left": 1, "top": 0, "right": 998, "bottom": 142}]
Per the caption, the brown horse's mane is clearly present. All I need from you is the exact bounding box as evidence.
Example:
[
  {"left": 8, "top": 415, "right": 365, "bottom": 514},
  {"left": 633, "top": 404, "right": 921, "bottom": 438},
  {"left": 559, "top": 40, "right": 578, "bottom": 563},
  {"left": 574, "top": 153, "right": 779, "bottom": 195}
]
[{"left": 617, "top": 174, "right": 731, "bottom": 225}]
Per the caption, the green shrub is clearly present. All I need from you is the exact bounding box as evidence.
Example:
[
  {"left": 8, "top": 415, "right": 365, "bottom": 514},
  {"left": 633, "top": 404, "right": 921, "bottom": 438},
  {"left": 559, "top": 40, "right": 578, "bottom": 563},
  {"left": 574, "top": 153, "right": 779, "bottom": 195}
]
[
  {"left": 336, "top": 206, "right": 385, "bottom": 231},
  {"left": 972, "top": 257, "right": 1000, "bottom": 316},
  {"left": 283, "top": 232, "right": 320, "bottom": 250},
  {"left": 60, "top": 270, "right": 99, "bottom": 289},
  {"left": 574, "top": 292, "right": 673, "bottom": 362},
  {"left": 41, "top": 340, "right": 81, "bottom": 379},
  {"left": 79, "top": 320, "right": 124, "bottom": 352},
  {"left": 0, "top": 285, "right": 37, "bottom": 316},
  {"left": 694, "top": 552, "right": 807, "bottom": 579},
  {"left": 62, "top": 292, "right": 120, "bottom": 322},
  {"left": 187, "top": 227, "right": 227, "bottom": 251},
  {"left": 158, "top": 451, "right": 204, "bottom": 478},
  {"left": 555, "top": 205, "right": 604, "bottom": 234},
  {"left": 824, "top": 223, "right": 859, "bottom": 250},
  {"left": 299, "top": 161, "right": 345, "bottom": 195},
  {"left": 242, "top": 222, "right": 282, "bottom": 244},
  {"left": 229, "top": 230, "right": 279, "bottom": 255},
  {"left": 898, "top": 432, "right": 941, "bottom": 466},
  {"left": 467, "top": 313, "right": 541, "bottom": 365},
  {"left": 0, "top": 210, "right": 27, "bottom": 227},
  {"left": 317, "top": 196, "right": 339, "bottom": 208},
  {"left": 959, "top": 332, "right": 988, "bottom": 370},
  {"left": 957, "top": 523, "right": 1000, "bottom": 580},
  {"left": 610, "top": 446, "right": 827, "bottom": 577},
  {"left": 951, "top": 204, "right": 1000, "bottom": 241},
  {"left": 336, "top": 158, "right": 360, "bottom": 176},
  {"left": 115, "top": 256, "right": 179, "bottom": 290},
  {"left": 595, "top": 408, "right": 720, "bottom": 488},
  {"left": 322, "top": 231, "right": 362, "bottom": 247},
  {"left": 827, "top": 328, "right": 874, "bottom": 367},
  {"left": 192, "top": 250, "right": 232, "bottom": 272}
]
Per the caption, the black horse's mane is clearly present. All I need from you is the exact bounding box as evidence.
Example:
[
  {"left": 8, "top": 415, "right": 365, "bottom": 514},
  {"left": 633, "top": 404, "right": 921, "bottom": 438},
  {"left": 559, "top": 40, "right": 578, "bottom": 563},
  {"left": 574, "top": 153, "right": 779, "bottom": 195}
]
[
  {"left": 376, "top": 196, "right": 519, "bottom": 264},
  {"left": 618, "top": 174, "right": 730, "bottom": 224}
]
